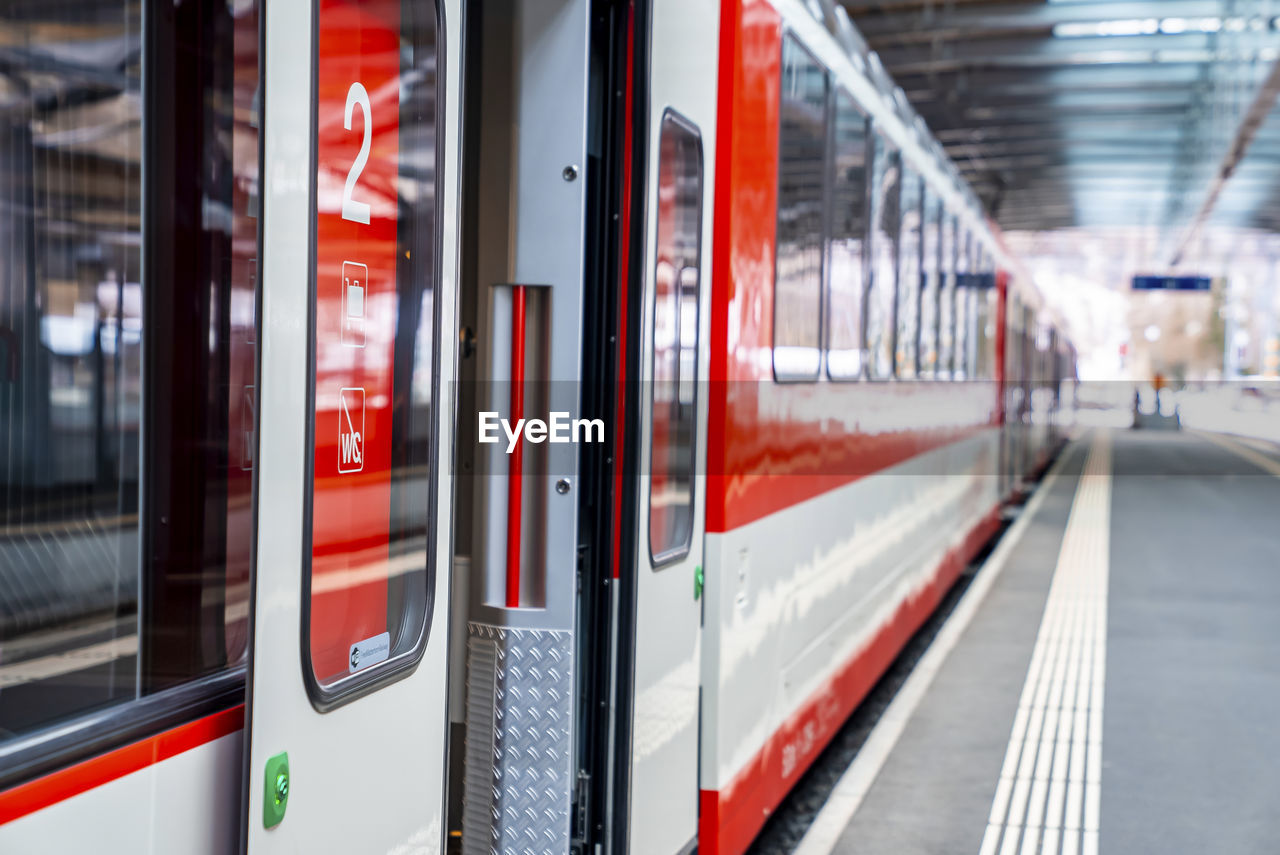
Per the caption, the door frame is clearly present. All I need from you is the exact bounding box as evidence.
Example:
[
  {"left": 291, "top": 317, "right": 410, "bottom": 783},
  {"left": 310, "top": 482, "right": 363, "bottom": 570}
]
[{"left": 611, "top": 1, "right": 719, "bottom": 851}]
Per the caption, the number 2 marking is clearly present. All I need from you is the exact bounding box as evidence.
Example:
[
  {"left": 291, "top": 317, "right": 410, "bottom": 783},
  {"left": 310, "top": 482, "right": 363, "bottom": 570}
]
[{"left": 342, "top": 82, "right": 372, "bottom": 224}]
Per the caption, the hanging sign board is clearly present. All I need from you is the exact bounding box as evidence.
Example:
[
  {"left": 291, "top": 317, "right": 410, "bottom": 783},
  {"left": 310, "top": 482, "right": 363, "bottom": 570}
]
[{"left": 1132, "top": 275, "right": 1212, "bottom": 292}]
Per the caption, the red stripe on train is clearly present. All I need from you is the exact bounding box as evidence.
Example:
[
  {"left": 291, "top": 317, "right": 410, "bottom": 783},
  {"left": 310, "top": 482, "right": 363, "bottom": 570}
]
[
  {"left": 0, "top": 705, "right": 244, "bottom": 825},
  {"left": 699, "top": 508, "right": 1003, "bottom": 855}
]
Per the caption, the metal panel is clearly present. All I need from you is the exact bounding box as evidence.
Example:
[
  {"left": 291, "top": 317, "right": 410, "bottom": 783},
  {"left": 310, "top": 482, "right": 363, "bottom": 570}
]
[
  {"left": 457, "top": 0, "right": 591, "bottom": 852},
  {"left": 462, "top": 624, "right": 574, "bottom": 855}
]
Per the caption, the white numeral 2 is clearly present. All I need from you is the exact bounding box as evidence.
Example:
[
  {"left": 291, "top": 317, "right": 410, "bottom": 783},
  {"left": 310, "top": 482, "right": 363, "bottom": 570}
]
[{"left": 342, "top": 82, "right": 372, "bottom": 224}]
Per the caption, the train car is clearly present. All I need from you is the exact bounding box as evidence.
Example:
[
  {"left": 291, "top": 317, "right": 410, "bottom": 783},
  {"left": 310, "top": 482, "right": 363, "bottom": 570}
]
[
  {"left": 0, "top": 0, "right": 1073, "bottom": 853},
  {"left": 690, "top": 3, "right": 1020, "bottom": 851}
]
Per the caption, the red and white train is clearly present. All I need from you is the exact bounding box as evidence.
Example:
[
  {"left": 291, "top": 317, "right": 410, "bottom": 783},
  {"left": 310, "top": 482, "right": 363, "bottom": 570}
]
[{"left": 0, "top": 0, "right": 1073, "bottom": 853}]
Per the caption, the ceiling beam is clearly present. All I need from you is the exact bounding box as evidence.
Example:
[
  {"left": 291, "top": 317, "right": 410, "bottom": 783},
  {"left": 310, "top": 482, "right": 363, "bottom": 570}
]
[
  {"left": 932, "top": 115, "right": 1219, "bottom": 141},
  {"left": 949, "top": 140, "right": 1191, "bottom": 158},
  {"left": 876, "top": 31, "right": 1250, "bottom": 68},
  {"left": 944, "top": 135, "right": 1195, "bottom": 154},
  {"left": 910, "top": 83, "right": 1216, "bottom": 107},
  {"left": 894, "top": 61, "right": 1212, "bottom": 87},
  {"left": 1169, "top": 57, "right": 1280, "bottom": 265},
  {"left": 849, "top": 0, "right": 1262, "bottom": 42}
]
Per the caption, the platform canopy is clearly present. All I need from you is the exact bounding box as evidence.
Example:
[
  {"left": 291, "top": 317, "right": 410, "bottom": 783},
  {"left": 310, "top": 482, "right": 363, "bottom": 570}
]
[{"left": 842, "top": 0, "right": 1280, "bottom": 238}]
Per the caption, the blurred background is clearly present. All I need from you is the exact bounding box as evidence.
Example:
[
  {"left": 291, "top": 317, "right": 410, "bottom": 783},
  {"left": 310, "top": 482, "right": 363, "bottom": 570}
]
[{"left": 848, "top": 0, "right": 1280, "bottom": 438}]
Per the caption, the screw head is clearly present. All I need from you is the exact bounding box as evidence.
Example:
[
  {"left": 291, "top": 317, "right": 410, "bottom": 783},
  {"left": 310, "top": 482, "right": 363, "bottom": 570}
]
[
  {"left": 562, "top": 164, "right": 579, "bottom": 182},
  {"left": 556, "top": 478, "right": 571, "bottom": 495}
]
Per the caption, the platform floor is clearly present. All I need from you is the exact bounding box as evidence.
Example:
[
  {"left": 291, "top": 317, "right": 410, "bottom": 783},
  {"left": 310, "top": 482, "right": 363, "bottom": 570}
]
[{"left": 805, "top": 428, "right": 1280, "bottom": 855}]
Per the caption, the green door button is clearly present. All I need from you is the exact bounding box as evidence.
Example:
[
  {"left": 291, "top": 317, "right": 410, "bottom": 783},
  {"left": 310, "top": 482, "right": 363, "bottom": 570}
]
[
  {"left": 694, "top": 564, "right": 704, "bottom": 601},
  {"left": 264, "top": 751, "right": 290, "bottom": 829}
]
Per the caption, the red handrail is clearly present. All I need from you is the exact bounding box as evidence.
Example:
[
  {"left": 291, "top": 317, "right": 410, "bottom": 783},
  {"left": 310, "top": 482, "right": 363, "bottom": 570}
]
[{"left": 505, "top": 286, "right": 527, "bottom": 608}]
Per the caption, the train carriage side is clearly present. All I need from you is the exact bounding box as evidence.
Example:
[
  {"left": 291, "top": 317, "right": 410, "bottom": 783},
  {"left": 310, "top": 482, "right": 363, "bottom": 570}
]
[
  {"left": 0, "top": 0, "right": 465, "bottom": 850},
  {"left": 0, "top": 0, "right": 1083, "bottom": 852},
  {"left": 695, "top": 2, "right": 1014, "bottom": 852}
]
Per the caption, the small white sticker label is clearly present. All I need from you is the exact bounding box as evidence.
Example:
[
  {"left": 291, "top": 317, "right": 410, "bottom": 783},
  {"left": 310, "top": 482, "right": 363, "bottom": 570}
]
[
  {"left": 341, "top": 260, "right": 367, "bottom": 347},
  {"left": 348, "top": 631, "right": 390, "bottom": 673}
]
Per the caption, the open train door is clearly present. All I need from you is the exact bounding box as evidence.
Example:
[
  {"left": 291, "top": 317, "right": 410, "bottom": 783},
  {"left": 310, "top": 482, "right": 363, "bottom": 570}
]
[
  {"left": 243, "top": 0, "right": 461, "bottom": 851},
  {"left": 618, "top": 1, "right": 719, "bottom": 852}
]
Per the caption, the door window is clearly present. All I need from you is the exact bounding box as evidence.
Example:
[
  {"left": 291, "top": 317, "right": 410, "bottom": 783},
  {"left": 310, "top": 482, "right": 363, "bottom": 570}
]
[
  {"left": 304, "top": 0, "right": 441, "bottom": 702},
  {"left": 649, "top": 112, "right": 703, "bottom": 565}
]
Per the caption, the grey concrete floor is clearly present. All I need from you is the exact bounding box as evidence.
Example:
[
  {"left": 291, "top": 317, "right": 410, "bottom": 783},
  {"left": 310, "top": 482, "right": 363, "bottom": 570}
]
[{"left": 830, "top": 430, "right": 1280, "bottom": 855}]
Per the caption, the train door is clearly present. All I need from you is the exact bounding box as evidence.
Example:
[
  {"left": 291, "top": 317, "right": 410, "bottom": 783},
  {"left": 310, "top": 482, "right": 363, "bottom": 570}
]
[
  {"left": 619, "top": 2, "right": 719, "bottom": 852},
  {"left": 446, "top": 1, "right": 595, "bottom": 852},
  {"left": 243, "top": 0, "right": 458, "bottom": 851}
]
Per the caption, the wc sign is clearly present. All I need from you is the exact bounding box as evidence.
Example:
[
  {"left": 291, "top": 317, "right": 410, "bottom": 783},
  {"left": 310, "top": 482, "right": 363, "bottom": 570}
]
[{"left": 338, "top": 387, "right": 365, "bottom": 473}]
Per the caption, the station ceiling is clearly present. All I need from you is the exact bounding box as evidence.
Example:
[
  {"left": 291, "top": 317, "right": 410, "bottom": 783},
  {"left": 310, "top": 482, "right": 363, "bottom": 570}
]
[{"left": 842, "top": 0, "right": 1280, "bottom": 242}]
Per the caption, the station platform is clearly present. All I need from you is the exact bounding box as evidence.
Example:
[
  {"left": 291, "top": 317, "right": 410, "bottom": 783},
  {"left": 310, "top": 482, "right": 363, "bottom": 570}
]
[{"left": 793, "top": 428, "right": 1280, "bottom": 855}]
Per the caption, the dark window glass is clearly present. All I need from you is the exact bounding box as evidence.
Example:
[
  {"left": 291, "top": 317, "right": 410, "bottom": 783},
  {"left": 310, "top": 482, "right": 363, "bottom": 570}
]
[
  {"left": 938, "top": 213, "right": 955, "bottom": 379},
  {"left": 954, "top": 228, "right": 972, "bottom": 380},
  {"left": 650, "top": 113, "right": 703, "bottom": 564},
  {"left": 826, "top": 89, "right": 868, "bottom": 381},
  {"left": 0, "top": 0, "right": 259, "bottom": 749},
  {"left": 975, "top": 251, "right": 997, "bottom": 380},
  {"left": 895, "top": 167, "right": 922, "bottom": 378},
  {"left": 919, "top": 190, "right": 941, "bottom": 378},
  {"left": 866, "top": 131, "right": 899, "bottom": 379},
  {"left": 773, "top": 36, "right": 826, "bottom": 382},
  {"left": 1021, "top": 306, "right": 1035, "bottom": 420},
  {"left": 305, "top": 0, "right": 439, "bottom": 698}
]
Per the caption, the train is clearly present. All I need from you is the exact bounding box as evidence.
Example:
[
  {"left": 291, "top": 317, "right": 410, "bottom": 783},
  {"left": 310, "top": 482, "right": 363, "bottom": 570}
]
[{"left": 0, "top": 0, "right": 1075, "bottom": 853}]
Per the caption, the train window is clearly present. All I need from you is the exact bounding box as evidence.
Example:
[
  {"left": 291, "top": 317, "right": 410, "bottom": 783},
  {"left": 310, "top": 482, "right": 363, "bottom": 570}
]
[
  {"left": 1011, "top": 303, "right": 1023, "bottom": 419},
  {"left": 894, "top": 166, "right": 922, "bottom": 378},
  {"left": 975, "top": 252, "right": 997, "bottom": 380},
  {"left": 649, "top": 112, "right": 704, "bottom": 565},
  {"left": 773, "top": 35, "right": 827, "bottom": 382},
  {"left": 938, "top": 213, "right": 956, "bottom": 379},
  {"left": 918, "top": 190, "right": 941, "bottom": 378},
  {"left": 866, "top": 131, "right": 900, "bottom": 380},
  {"left": 826, "top": 88, "right": 869, "bottom": 381},
  {"left": 304, "top": 0, "right": 440, "bottom": 701},
  {"left": 954, "top": 229, "right": 972, "bottom": 380},
  {"left": 1021, "top": 306, "right": 1035, "bottom": 420},
  {"left": 0, "top": 0, "right": 259, "bottom": 767}
]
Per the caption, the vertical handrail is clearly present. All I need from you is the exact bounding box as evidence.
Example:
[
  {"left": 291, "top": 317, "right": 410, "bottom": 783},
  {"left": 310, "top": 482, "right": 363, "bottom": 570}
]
[{"left": 505, "top": 285, "right": 527, "bottom": 608}]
